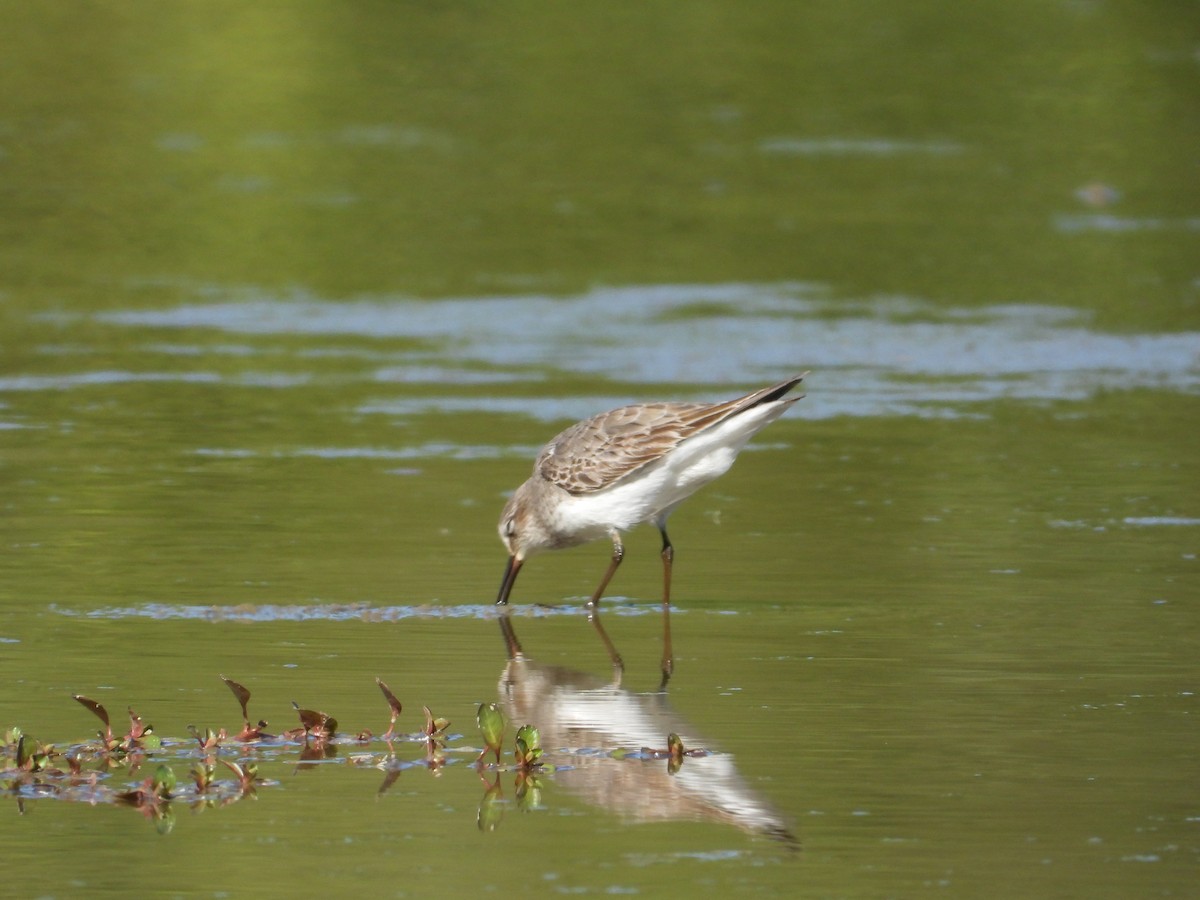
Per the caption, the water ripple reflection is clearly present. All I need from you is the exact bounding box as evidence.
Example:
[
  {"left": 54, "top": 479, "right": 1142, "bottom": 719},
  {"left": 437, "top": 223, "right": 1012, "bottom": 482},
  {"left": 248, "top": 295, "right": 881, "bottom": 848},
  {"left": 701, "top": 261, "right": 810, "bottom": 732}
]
[
  {"left": 47, "top": 601, "right": 696, "bottom": 622},
  {"left": 81, "top": 281, "right": 1199, "bottom": 419}
]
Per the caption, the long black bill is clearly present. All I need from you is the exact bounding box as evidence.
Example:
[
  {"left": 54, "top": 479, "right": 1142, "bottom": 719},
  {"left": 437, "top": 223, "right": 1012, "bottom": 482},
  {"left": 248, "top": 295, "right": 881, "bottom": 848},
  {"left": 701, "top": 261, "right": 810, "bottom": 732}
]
[{"left": 495, "top": 555, "right": 523, "bottom": 606}]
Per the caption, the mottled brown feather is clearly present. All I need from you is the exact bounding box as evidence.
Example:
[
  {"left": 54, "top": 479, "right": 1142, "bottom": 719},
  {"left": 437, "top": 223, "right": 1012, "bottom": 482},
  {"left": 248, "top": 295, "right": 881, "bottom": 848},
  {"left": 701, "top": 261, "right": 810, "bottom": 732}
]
[{"left": 535, "top": 375, "right": 805, "bottom": 495}]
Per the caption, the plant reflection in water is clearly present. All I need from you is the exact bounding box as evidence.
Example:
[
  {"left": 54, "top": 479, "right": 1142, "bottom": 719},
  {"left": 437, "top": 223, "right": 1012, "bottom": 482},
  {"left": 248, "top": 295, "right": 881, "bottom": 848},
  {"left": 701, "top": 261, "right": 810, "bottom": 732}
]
[{"left": 3, "top": 616, "right": 795, "bottom": 844}]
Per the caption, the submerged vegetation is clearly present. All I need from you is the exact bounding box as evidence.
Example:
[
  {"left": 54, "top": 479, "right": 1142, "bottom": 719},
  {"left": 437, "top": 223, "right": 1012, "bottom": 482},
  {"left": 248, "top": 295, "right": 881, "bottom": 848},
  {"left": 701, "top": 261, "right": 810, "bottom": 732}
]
[{"left": 2, "top": 675, "right": 709, "bottom": 834}]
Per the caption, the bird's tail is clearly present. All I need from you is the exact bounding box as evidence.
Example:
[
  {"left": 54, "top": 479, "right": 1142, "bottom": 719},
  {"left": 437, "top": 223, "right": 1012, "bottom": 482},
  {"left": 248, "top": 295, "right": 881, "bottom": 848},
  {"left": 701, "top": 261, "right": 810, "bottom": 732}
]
[{"left": 737, "top": 372, "right": 808, "bottom": 410}]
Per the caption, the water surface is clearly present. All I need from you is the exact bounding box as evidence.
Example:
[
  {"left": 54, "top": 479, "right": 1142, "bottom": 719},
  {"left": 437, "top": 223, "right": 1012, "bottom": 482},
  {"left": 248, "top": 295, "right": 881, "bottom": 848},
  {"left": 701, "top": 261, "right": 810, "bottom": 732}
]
[{"left": 1, "top": 2, "right": 1197, "bottom": 897}]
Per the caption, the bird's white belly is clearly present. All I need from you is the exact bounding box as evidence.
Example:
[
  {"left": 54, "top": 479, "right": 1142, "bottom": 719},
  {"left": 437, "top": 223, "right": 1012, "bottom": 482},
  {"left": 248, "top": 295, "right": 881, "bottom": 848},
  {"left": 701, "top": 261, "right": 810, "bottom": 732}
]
[
  {"left": 551, "top": 472, "right": 670, "bottom": 538},
  {"left": 552, "top": 445, "right": 740, "bottom": 538}
]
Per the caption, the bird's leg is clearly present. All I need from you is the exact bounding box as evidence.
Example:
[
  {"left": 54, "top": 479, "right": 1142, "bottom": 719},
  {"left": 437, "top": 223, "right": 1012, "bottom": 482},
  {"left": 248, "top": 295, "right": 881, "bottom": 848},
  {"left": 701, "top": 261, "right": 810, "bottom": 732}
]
[
  {"left": 587, "top": 530, "right": 625, "bottom": 606},
  {"left": 587, "top": 530, "right": 625, "bottom": 677},
  {"left": 658, "top": 525, "right": 675, "bottom": 691}
]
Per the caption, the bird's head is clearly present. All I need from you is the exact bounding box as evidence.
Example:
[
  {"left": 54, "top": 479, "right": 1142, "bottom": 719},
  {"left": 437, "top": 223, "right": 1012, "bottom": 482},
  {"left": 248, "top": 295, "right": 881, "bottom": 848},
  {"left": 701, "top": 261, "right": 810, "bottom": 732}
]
[
  {"left": 495, "top": 480, "right": 554, "bottom": 605},
  {"left": 497, "top": 480, "right": 556, "bottom": 560}
]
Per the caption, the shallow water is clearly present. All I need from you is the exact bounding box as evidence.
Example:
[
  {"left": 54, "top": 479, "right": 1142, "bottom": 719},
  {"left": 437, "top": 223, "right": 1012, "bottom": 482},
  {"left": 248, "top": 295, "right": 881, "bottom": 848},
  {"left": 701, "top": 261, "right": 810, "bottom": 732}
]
[{"left": 2, "top": 2, "right": 1198, "bottom": 898}]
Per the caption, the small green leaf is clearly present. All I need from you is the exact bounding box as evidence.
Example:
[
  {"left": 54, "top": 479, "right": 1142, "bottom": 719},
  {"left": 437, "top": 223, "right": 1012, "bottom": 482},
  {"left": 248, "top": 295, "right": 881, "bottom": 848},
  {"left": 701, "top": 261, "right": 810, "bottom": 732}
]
[
  {"left": 514, "top": 725, "right": 543, "bottom": 768},
  {"left": 154, "top": 805, "right": 176, "bottom": 835},
  {"left": 15, "top": 734, "right": 34, "bottom": 769},
  {"left": 477, "top": 703, "right": 505, "bottom": 752},
  {"left": 514, "top": 724, "right": 540, "bottom": 752},
  {"left": 477, "top": 778, "right": 505, "bottom": 832},
  {"left": 515, "top": 772, "right": 543, "bottom": 810},
  {"left": 152, "top": 764, "right": 176, "bottom": 797},
  {"left": 422, "top": 706, "right": 450, "bottom": 738}
]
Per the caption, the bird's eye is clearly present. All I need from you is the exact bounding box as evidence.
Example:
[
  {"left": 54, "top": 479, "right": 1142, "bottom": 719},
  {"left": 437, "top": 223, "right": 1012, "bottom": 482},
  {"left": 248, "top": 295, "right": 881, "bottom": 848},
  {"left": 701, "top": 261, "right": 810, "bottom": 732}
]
[{"left": 503, "top": 518, "right": 516, "bottom": 538}]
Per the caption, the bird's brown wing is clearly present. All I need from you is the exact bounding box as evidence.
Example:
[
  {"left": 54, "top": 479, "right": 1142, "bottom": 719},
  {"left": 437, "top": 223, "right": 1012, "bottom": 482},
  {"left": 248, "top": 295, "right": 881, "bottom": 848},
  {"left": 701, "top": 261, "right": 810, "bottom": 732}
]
[
  {"left": 535, "top": 401, "right": 709, "bottom": 494},
  {"left": 535, "top": 374, "right": 806, "bottom": 495}
]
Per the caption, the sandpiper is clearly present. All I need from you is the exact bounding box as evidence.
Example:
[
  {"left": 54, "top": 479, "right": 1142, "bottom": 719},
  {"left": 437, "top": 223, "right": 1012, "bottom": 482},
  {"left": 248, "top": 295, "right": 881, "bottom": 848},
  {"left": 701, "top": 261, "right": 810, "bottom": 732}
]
[{"left": 495, "top": 373, "right": 807, "bottom": 684}]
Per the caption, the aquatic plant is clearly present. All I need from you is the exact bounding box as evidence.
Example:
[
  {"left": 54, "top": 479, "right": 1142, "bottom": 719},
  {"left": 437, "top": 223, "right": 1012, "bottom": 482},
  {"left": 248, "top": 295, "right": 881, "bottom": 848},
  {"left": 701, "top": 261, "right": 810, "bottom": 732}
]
[
  {"left": 187, "top": 724, "right": 224, "bottom": 754},
  {"left": 5, "top": 729, "right": 56, "bottom": 774},
  {"left": 475, "top": 702, "right": 505, "bottom": 766},
  {"left": 72, "top": 695, "right": 161, "bottom": 752},
  {"left": 513, "top": 724, "right": 542, "bottom": 770},
  {"left": 289, "top": 701, "right": 338, "bottom": 741},
  {"left": 3, "top": 677, "right": 731, "bottom": 837},
  {"left": 421, "top": 705, "right": 451, "bottom": 767},
  {"left": 376, "top": 677, "right": 403, "bottom": 742},
  {"left": 221, "top": 675, "right": 271, "bottom": 741},
  {"left": 476, "top": 771, "right": 505, "bottom": 832}
]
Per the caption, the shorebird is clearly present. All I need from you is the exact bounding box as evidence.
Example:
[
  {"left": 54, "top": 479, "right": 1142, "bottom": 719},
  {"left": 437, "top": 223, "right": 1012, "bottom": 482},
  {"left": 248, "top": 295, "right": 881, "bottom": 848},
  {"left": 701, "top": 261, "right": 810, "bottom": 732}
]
[{"left": 495, "top": 373, "right": 807, "bottom": 685}]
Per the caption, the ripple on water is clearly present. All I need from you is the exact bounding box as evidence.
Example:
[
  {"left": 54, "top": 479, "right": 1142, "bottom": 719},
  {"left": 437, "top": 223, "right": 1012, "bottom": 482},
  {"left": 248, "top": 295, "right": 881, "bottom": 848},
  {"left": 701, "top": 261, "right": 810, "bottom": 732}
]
[
  {"left": 46, "top": 602, "right": 711, "bottom": 622},
  {"left": 12, "top": 282, "right": 1195, "bottom": 421}
]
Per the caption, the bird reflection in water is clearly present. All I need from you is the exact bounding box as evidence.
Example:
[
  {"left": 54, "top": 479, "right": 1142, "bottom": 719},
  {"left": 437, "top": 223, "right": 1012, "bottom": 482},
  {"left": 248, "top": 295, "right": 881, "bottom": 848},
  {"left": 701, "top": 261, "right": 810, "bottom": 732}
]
[{"left": 479, "top": 611, "right": 796, "bottom": 845}]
